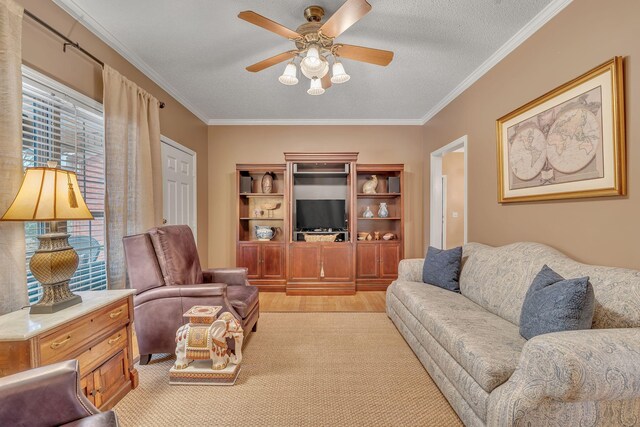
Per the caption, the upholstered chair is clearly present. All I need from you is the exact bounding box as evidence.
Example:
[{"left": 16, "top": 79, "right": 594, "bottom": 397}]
[
  {"left": 0, "top": 360, "right": 119, "bottom": 427},
  {"left": 123, "top": 225, "right": 259, "bottom": 365}
]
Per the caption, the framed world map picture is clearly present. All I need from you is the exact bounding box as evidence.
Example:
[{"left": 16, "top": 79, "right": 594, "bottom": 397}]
[{"left": 497, "top": 57, "right": 626, "bottom": 203}]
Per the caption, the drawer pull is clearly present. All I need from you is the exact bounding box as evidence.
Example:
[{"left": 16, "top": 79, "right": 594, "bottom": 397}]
[
  {"left": 108, "top": 334, "right": 122, "bottom": 345},
  {"left": 109, "top": 309, "right": 124, "bottom": 319},
  {"left": 50, "top": 335, "right": 72, "bottom": 350}
]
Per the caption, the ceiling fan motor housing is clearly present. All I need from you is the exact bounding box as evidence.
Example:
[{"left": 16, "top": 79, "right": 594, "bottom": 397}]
[
  {"left": 295, "top": 22, "right": 334, "bottom": 50},
  {"left": 304, "top": 6, "right": 325, "bottom": 22},
  {"left": 296, "top": 6, "right": 334, "bottom": 51}
]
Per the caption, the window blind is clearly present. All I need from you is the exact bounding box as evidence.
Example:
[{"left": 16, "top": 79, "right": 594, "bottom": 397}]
[{"left": 21, "top": 67, "right": 107, "bottom": 304}]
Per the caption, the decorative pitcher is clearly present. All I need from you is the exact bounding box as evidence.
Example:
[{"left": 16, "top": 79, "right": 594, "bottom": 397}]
[
  {"left": 255, "top": 225, "right": 279, "bottom": 241},
  {"left": 378, "top": 203, "right": 389, "bottom": 218}
]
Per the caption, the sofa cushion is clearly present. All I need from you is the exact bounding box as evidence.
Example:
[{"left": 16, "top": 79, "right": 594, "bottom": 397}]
[
  {"left": 227, "top": 285, "right": 259, "bottom": 319},
  {"left": 390, "top": 280, "right": 525, "bottom": 392},
  {"left": 422, "top": 246, "right": 462, "bottom": 292},
  {"left": 519, "top": 265, "right": 595, "bottom": 339},
  {"left": 460, "top": 242, "right": 640, "bottom": 329},
  {"left": 148, "top": 225, "right": 204, "bottom": 286}
]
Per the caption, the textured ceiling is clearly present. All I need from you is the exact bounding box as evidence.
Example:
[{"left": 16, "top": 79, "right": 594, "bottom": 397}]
[{"left": 54, "top": 0, "right": 558, "bottom": 123}]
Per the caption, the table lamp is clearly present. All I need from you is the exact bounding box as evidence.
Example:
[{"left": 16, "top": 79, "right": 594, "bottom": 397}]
[{"left": 1, "top": 161, "right": 94, "bottom": 313}]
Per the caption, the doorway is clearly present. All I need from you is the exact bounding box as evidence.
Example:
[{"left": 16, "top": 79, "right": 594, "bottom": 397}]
[
  {"left": 161, "top": 136, "right": 197, "bottom": 239},
  {"left": 430, "top": 135, "right": 467, "bottom": 249}
]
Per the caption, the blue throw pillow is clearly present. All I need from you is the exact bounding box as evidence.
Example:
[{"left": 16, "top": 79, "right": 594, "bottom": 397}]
[
  {"left": 422, "top": 246, "right": 462, "bottom": 292},
  {"left": 519, "top": 265, "right": 595, "bottom": 340}
]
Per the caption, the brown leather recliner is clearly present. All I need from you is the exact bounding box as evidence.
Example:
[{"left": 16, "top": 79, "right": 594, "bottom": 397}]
[
  {"left": 123, "top": 225, "right": 259, "bottom": 365},
  {"left": 0, "top": 360, "right": 119, "bottom": 427}
]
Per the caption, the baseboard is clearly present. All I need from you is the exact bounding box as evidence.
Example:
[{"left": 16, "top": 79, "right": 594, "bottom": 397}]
[{"left": 356, "top": 281, "right": 392, "bottom": 291}]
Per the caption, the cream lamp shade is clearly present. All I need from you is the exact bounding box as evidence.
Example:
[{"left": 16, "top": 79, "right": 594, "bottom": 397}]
[
  {"left": 1, "top": 161, "right": 93, "bottom": 222},
  {"left": 0, "top": 161, "right": 93, "bottom": 314}
]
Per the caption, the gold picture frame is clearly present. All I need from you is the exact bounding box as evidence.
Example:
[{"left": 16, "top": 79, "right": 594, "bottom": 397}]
[{"left": 497, "top": 57, "right": 625, "bottom": 203}]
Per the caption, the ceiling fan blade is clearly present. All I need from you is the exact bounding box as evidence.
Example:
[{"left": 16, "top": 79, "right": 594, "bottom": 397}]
[
  {"left": 246, "top": 51, "right": 297, "bottom": 73},
  {"left": 321, "top": 73, "right": 332, "bottom": 90},
  {"left": 238, "top": 11, "right": 302, "bottom": 40},
  {"left": 320, "top": 0, "right": 372, "bottom": 38},
  {"left": 334, "top": 44, "right": 394, "bottom": 66}
]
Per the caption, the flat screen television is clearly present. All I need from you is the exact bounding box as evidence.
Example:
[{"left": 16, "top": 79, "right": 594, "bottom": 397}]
[{"left": 296, "top": 199, "right": 346, "bottom": 230}]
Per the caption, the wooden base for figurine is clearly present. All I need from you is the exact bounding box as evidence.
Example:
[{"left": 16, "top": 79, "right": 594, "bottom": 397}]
[{"left": 169, "top": 360, "right": 241, "bottom": 385}]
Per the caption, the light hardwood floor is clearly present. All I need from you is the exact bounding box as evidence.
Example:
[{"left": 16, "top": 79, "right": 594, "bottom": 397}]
[
  {"left": 132, "top": 291, "right": 387, "bottom": 360},
  {"left": 259, "top": 291, "right": 387, "bottom": 312}
]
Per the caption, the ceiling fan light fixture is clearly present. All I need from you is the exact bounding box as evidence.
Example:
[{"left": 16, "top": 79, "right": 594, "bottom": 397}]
[
  {"left": 307, "top": 77, "right": 325, "bottom": 96},
  {"left": 331, "top": 61, "right": 350, "bottom": 84},
  {"left": 300, "top": 45, "right": 329, "bottom": 79},
  {"left": 304, "top": 45, "right": 320, "bottom": 65},
  {"left": 300, "top": 58, "right": 329, "bottom": 79},
  {"left": 278, "top": 61, "right": 299, "bottom": 85}
]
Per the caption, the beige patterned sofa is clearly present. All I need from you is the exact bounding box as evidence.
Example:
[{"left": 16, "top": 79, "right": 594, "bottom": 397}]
[{"left": 386, "top": 242, "right": 640, "bottom": 426}]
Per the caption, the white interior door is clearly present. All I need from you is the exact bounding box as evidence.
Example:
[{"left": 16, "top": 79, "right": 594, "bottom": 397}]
[{"left": 161, "top": 136, "right": 197, "bottom": 239}]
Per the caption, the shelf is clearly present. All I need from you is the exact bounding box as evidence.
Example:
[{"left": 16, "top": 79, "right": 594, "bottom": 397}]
[
  {"left": 358, "top": 217, "right": 401, "bottom": 220},
  {"left": 356, "top": 240, "right": 401, "bottom": 244},
  {"left": 357, "top": 193, "right": 401, "bottom": 198},
  {"left": 240, "top": 193, "right": 284, "bottom": 197},
  {"left": 240, "top": 217, "right": 284, "bottom": 221},
  {"left": 294, "top": 231, "right": 348, "bottom": 234}
]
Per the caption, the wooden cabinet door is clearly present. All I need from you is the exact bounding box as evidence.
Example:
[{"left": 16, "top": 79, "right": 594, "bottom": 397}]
[
  {"left": 380, "top": 243, "right": 401, "bottom": 279},
  {"left": 80, "top": 373, "right": 95, "bottom": 405},
  {"left": 356, "top": 244, "right": 379, "bottom": 279},
  {"left": 290, "top": 245, "right": 320, "bottom": 280},
  {"left": 321, "top": 245, "right": 353, "bottom": 281},
  {"left": 238, "top": 243, "right": 261, "bottom": 279},
  {"left": 261, "top": 244, "right": 285, "bottom": 279},
  {"left": 93, "top": 350, "right": 129, "bottom": 409}
]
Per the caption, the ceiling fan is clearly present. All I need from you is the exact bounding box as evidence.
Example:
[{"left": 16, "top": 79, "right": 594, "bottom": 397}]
[{"left": 238, "top": 0, "right": 394, "bottom": 95}]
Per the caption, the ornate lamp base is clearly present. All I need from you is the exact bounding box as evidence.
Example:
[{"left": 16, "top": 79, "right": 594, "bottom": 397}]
[
  {"left": 29, "top": 231, "right": 82, "bottom": 314},
  {"left": 30, "top": 282, "right": 83, "bottom": 314}
]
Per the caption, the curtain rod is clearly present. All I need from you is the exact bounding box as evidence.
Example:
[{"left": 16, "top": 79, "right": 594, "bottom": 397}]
[{"left": 23, "top": 9, "right": 165, "bottom": 109}]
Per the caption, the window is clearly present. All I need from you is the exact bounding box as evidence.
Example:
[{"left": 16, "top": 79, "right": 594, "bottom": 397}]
[{"left": 21, "top": 67, "right": 107, "bottom": 303}]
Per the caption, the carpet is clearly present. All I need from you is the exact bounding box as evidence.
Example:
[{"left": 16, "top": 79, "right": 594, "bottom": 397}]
[{"left": 114, "top": 313, "right": 462, "bottom": 426}]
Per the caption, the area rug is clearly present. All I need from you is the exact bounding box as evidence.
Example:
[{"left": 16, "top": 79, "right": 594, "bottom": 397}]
[{"left": 114, "top": 313, "right": 462, "bottom": 426}]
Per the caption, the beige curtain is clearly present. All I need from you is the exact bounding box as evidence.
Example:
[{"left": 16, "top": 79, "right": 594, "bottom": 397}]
[
  {"left": 0, "top": 0, "right": 27, "bottom": 315},
  {"left": 103, "top": 65, "right": 162, "bottom": 289}
]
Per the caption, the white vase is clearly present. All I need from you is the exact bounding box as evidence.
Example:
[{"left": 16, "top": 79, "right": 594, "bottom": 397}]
[
  {"left": 378, "top": 203, "right": 389, "bottom": 218},
  {"left": 363, "top": 206, "right": 374, "bottom": 218}
]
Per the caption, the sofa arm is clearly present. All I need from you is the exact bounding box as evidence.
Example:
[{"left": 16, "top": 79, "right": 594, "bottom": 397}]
[
  {"left": 397, "top": 259, "right": 424, "bottom": 282},
  {"left": 0, "top": 360, "right": 99, "bottom": 427},
  {"left": 488, "top": 328, "right": 640, "bottom": 425},
  {"left": 203, "top": 267, "right": 249, "bottom": 286},
  {"left": 134, "top": 283, "right": 227, "bottom": 306}
]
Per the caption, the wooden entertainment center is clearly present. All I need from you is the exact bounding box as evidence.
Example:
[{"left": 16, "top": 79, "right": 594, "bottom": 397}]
[{"left": 236, "top": 152, "right": 404, "bottom": 295}]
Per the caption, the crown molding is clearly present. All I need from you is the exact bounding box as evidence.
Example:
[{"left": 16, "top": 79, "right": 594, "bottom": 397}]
[
  {"left": 53, "top": 0, "right": 571, "bottom": 127},
  {"left": 419, "top": 0, "right": 573, "bottom": 125},
  {"left": 207, "top": 118, "right": 424, "bottom": 126},
  {"left": 51, "top": 0, "right": 210, "bottom": 124}
]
